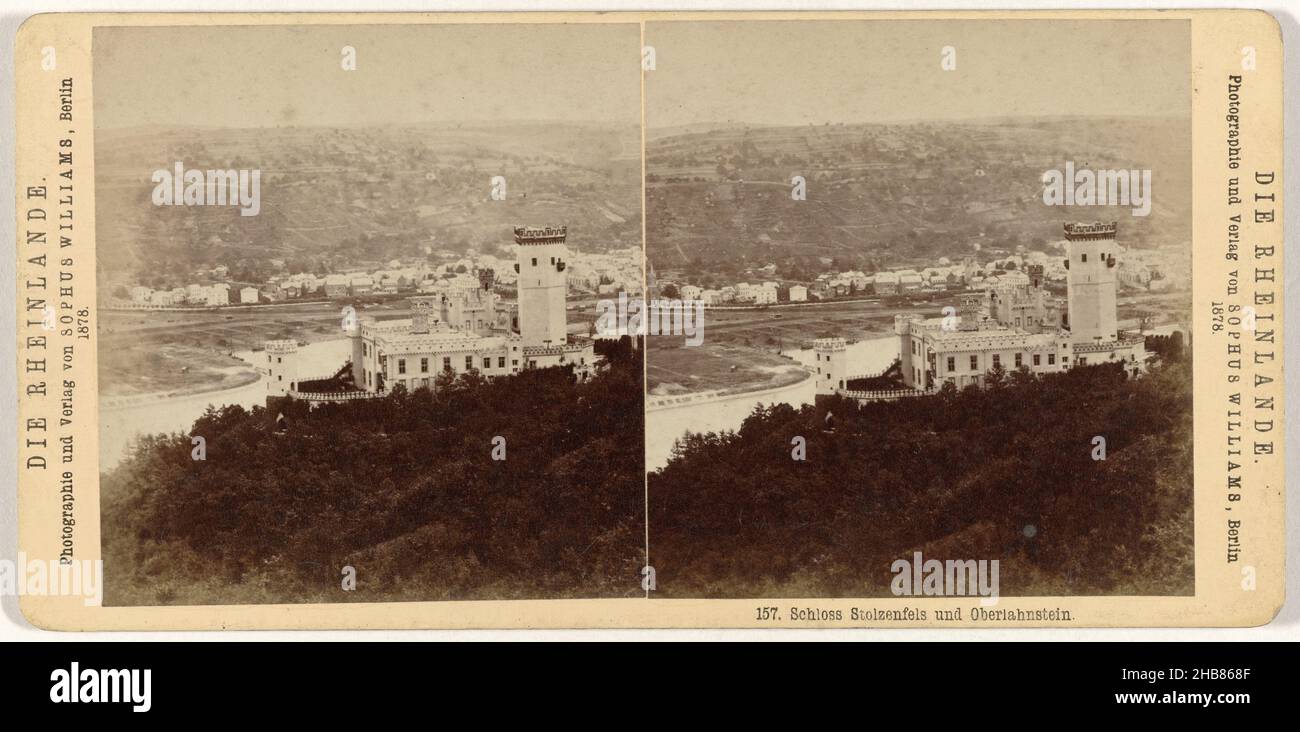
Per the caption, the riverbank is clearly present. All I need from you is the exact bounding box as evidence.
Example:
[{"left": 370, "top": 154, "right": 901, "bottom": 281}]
[{"left": 100, "top": 339, "right": 353, "bottom": 470}]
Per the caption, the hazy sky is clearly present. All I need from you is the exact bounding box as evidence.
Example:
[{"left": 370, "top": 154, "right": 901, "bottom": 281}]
[
  {"left": 646, "top": 19, "right": 1190, "bottom": 128},
  {"left": 94, "top": 23, "right": 641, "bottom": 128}
]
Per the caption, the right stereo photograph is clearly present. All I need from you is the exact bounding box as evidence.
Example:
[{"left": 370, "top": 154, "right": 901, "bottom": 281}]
[{"left": 643, "top": 19, "right": 1194, "bottom": 601}]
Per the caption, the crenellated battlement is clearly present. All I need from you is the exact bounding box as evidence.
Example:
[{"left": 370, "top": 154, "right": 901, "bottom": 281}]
[
  {"left": 1063, "top": 221, "right": 1118, "bottom": 240},
  {"left": 513, "top": 225, "right": 567, "bottom": 245}
]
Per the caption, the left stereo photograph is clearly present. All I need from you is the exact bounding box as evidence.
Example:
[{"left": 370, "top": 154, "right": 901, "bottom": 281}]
[{"left": 71, "top": 21, "right": 646, "bottom": 611}]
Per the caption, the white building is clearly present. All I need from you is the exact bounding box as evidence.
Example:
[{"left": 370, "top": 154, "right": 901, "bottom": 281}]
[
  {"left": 818, "top": 221, "right": 1146, "bottom": 398},
  {"left": 267, "top": 225, "right": 597, "bottom": 400},
  {"left": 239, "top": 286, "right": 259, "bottom": 304},
  {"left": 324, "top": 275, "right": 349, "bottom": 297},
  {"left": 206, "top": 283, "right": 230, "bottom": 307},
  {"left": 788, "top": 285, "right": 808, "bottom": 302},
  {"left": 874, "top": 271, "right": 900, "bottom": 295}
]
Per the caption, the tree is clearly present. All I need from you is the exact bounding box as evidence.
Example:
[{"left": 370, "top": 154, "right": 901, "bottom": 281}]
[
  {"left": 648, "top": 358, "right": 1192, "bottom": 599},
  {"left": 100, "top": 355, "right": 646, "bottom": 606}
]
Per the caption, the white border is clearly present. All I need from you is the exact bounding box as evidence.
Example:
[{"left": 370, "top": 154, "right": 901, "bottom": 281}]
[{"left": 1, "top": 0, "right": 1295, "bottom": 641}]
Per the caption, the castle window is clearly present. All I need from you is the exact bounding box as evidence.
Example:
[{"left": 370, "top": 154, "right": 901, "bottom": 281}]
[
  {"left": 1081, "top": 253, "right": 1088, "bottom": 263},
  {"left": 1033, "top": 354, "right": 1041, "bottom": 366},
  {"left": 992, "top": 354, "right": 1001, "bottom": 368},
  {"left": 969, "top": 354, "right": 978, "bottom": 371},
  {"left": 466, "top": 355, "right": 473, "bottom": 370},
  {"left": 420, "top": 357, "right": 428, "bottom": 373},
  {"left": 443, "top": 356, "right": 451, "bottom": 371},
  {"left": 946, "top": 356, "right": 955, "bottom": 372},
  {"left": 498, "top": 357, "right": 505, "bottom": 368},
  {"left": 531, "top": 258, "right": 537, "bottom": 266},
  {"left": 398, "top": 359, "right": 406, "bottom": 374},
  {"left": 1014, "top": 353, "right": 1023, "bottom": 368},
  {"left": 483, "top": 357, "right": 491, "bottom": 369},
  {"left": 277, "top": 357, "right": 282, "bottom": 364}
]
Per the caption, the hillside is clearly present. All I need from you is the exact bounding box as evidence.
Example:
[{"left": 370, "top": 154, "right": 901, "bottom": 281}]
[
  {"left": 649, "top": 347, "right": 1193, "bottom": 598},
  {"left": 646, "top": 117, "right": 1191, "bottom": 277},
  {"left": 95, "top": 122, "right": 641, "bottom": 287},
  {"left": 100, "top": 339, "right": 644, "bottom": 605}
]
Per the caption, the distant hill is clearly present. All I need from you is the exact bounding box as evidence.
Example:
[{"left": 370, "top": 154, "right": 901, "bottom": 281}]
[
  {"left": 646, "top": 117, "right": 1191, "bottom": 276},
  {"left": 95, "top": 122, "right": 641, "bottom": 286}
]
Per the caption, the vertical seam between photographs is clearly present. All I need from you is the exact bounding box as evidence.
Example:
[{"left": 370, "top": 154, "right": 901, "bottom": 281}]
[{"left": 640, "top": 17, "right": 650, "bottom": 601}]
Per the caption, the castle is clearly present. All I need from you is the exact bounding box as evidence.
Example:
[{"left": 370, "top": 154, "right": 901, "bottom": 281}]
[
  {"left": 815, "top": 222, "right": 1146, "bottom": 400},
  {"left": 263, "top": 225, "right": 596, "bottom": 402}
]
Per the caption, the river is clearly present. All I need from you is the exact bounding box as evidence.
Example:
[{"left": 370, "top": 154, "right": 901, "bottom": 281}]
[
  {"left": 645, "top": 334, "right": 899, "bottom": 471},
  {"left": 100, "top": 339, "right": 353, "bottom": 470},
  {"left": 100, "top": 324, "right": 1179, "bottom": 472}
]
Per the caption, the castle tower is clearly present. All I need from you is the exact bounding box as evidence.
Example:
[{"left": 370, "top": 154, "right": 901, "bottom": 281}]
[
  {"left": 408, "top": 296, "right": 437, "bottom": 334},
  {"left": 813, "top": 337, "right": 848, "bottom": 395},
  {"left": 959, "top": 295, "right": 982, "bottom": 331},
  {"left": 265, "top": 339, "right": 299, "bottom": 397},
  {"left": 514, "top": 225, "right": 569, "bottom": 348},
  {"left": 1063, "top": 221, "right": 1119, "bottom": 343},
  {"left": 1026, "top": 264, "right": 1045, "bottom": 289},
  {"left": 340, "top": 305, "right": 364, "bottom": 387}
]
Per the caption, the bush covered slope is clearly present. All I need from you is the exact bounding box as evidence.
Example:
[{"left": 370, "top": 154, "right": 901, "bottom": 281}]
[
  {"left": 650, "top": 354, "right": 1193, "bottom": 598},
  {"left": 102, "top": 339, "right": 644, "bottom": 606}
]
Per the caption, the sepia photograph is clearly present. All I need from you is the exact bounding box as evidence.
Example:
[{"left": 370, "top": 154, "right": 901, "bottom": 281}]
[
  {"left": 644, "top": 19, "right": 1195, "bottom": 601},
  {"left": 9, "top": 8, "right": 1285, "bottom": 637},
  {"left": 92, "top": 23, "right": 647, "bottom": 605}
]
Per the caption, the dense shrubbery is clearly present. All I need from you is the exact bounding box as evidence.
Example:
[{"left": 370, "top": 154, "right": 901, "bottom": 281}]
[
  {"left": 650, "top": 358, "right": 1193, "bottom": 598},
  {"left": 102, "top": 338, "right": 644, "bottom": 606}
]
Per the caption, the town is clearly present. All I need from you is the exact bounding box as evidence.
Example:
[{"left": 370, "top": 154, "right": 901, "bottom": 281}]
[
  {"left": 105, "top": 244, "right": 643, "bottom": 310},
  {"left": 653, "top": 234, "right": 1187, "bottom": 308}
]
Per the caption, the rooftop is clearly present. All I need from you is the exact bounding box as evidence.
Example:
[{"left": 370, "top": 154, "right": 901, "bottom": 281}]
[{"left": 514, "top": 225, "right": 567, "bottom": 245}]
